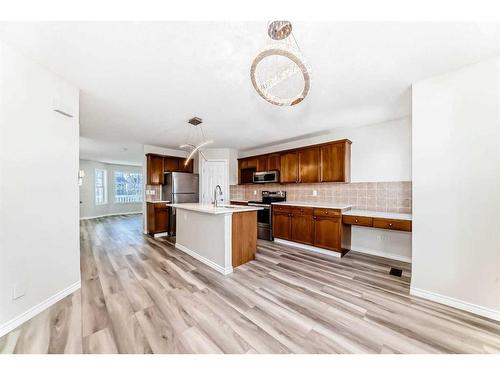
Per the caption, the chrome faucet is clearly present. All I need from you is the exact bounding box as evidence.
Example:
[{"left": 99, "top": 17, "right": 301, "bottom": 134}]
[{"left": 213, "top": 185, "right": 223, "bottom": 207}]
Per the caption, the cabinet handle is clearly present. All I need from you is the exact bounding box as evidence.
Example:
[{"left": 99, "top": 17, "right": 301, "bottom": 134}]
[
  {"left": 313, "top": 216, "right": 317, "bottom": 220},
  {"left": 355, "top": 219, "right": 359, "bottom": 223},
  {"left": 389, "top": 223, "right": 393, "bottom": 227}
]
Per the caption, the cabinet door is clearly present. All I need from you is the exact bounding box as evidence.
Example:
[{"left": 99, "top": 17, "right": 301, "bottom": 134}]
[
  {"left": 246, "top": 158, "right": 258, "bottom": 169},
  {"left": 314, "top": 216, "right": 342, "bottom": 251},
  {"left": 298, "top": 147, "right": 320, "bottom": 183},
  {"left": 179, "top": 158, "right": 194, "bottom": 173},
  {"left": 272, "top": 212, "right": 291, "bottom": 240},
  {"left": 267, "top": 153, "right": 281, "bottom": 171},
  {"left": 256, "top": 155, "right": 268, "bottom": 172},
  {"left": 147, "top": 154, "right": 164, "bottom": 185},
  {"left": 280, "top": 152, "right": 298, "bottom": 183},
  {"left": 164, "top": 157, "right": 179, "bottom": 172},
  {"left": 154, "top": 208, "right": 169, "bottom": 233},
  {"left": 320, "top": 142, "right": 350, "bottom": 182},
  {"left": 291, "top": 213, "right": 314, "bottom": 245}
]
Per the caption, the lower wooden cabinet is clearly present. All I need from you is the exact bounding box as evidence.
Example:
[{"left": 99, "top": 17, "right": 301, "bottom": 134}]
[
  {"left": 313, "top": 216, "right": 342, "bottom": 251},
  {"left": 291, "top": 211, "right": 314, "bottom": 245},
  {"left": 272, "top": 211, "right": 292, "bottom": 241},
  {"left": 272, "top": 205, "right": 343, "bottom": 252},
  {"left": 147, "top": 202, "right": 169, "bottom": 235}
]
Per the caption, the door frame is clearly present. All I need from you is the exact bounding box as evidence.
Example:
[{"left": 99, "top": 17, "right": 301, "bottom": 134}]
[{"left": 201, "top": 158, "right": 229, "bottom": 205}]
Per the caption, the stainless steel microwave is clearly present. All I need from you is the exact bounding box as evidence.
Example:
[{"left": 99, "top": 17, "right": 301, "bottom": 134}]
[{"left": 253, "top": 171, "right": 279, "bottom": 184}]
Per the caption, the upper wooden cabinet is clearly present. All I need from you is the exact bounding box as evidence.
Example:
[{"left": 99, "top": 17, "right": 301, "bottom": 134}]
[
  {"left": 267, "top": 153, "right": 281, "bottom": 171},
  {"left": 256, "top": 155, "right": 268, "bottom": 172},
  {"left": 280, "top": 151, "right": 299, "bottom": 183},
  {"left": 237, "top": 139, "right": 351, "bottom": 185},
  {"left": 147, "top": 154, "right": 164, "bottom": 185},
  {"left": 320, "top": 140, "right": 351, "bottom": 183},
  {"left": 298, "top": 147, "right": 320, "bottom": 183},
  {"left": 147, "top": 154, "right": 194, "bottom": 185},
  {"left": 164, "top": 157, "right": 179, "bottom": 172}
]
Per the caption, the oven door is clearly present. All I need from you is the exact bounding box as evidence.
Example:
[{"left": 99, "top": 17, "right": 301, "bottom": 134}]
[{"left": 248, "top": 203, "right": 272, "bottom": 240}]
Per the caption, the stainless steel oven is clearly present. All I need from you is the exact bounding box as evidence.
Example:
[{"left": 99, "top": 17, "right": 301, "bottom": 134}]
[
  {"left": 253, "top": 171, "right": 279, "bottom": 184},
  {"left": 248, "top": 191, "right": 286, "bottom": 240}
]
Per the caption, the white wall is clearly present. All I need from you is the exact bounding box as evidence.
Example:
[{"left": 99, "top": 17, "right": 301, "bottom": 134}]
[
  {"left": 79, "top": 159, "right": 143, "bottom": 219},
  {"left": 0, "top": 42, "right": 80, "bottom": 335},
  {"left": 412, "top": 56, "right": 500, "bottom": 320},
  {"left": 240, "top": 117, "right": 412, "bottom": 182}
]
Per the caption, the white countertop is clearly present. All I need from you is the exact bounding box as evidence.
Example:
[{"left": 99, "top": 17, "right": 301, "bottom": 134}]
[
  {"left": 167, "top": 203, "right": 263, "bottom": 215},
  {"left": 272, "top": 201, "right": 353, "bottom": 211},
  {"left": 146, "top": 200, "right": 170, "bottom": 204},
  {"left": 343, "top": 209, "right": 412, "bottom": 221}
]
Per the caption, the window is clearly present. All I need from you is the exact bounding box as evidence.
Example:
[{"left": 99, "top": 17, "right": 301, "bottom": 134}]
[
  {"left": 95, "top": 169, "right": 108, "bottom": 205},
  {"left": 114, "top": 171, "right": 143, "bottom": 203}
]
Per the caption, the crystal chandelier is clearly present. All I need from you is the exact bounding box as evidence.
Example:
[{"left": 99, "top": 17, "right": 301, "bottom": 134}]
[
  {"left": 179, "top": 117, "right": 213, "bottom": 166},
  {"left": 250, "top": 21, "right": 311, "bottom": 106}
]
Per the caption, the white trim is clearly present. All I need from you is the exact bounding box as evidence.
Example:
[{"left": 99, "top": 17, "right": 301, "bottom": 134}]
[
  {"left": 175, "top": 243, "right": 233, "bottom": 275},
  {"left": 410, "top": 287, "right": 500, "bottom": 322},
  {"left": 274, "top": 238, "right": 341, "bottom": 258},
  {"left": 0, "top": 281, "right": 81, "bottom": 338},
  {"left": 153, "top": 232, "right": 169, "bottom": 238},
  {"left": 348, "top": 245, "right": 412, "bottom": 263},
  {"left": 80, "top": 211, "right": 142, "bottom": 220}
]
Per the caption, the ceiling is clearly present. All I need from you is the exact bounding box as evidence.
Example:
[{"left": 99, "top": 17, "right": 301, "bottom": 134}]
[{"left": 1, "top": 21, "right": 500, "bottom": 164}]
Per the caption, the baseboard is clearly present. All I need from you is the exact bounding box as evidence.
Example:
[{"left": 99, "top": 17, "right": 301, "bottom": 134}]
[
  {"left": 0, "top": 280, "right": 81, "bottom": 338},
  {"left": 410, "top": 287, "right": 500, "bottom": 322},
  {"left": 175, "top": 243, "right": 233, "bottom": 275},
  {"left": 348, "top": 245, "right": 412, "bottom": 263},
  {"left": 274, "top": 238, "right": 341, "bottom": 258},
  {"left": 80, "top": 211, "right": 142, "bottom": 220}
]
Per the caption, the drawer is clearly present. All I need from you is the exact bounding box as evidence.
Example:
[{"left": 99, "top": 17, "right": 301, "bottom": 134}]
[
  {"left": 373, "top": 218, "right": 412, "bottom": 232},
  {"left": 292, "top": 206, "right": 314, "bottom": 215},
  {"left": 313, "top": 208, "right": 341, "bottom": 218},
  {"left": 343, "top": 215, "right": 373, "bottom": 227},
  {"left": 273, "top": 205, "right": 293, "bottom": 213}
]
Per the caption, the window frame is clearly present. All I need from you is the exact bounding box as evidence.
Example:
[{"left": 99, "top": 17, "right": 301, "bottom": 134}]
[{"left": 94, "top": 168, "right": 108, "bottom": 205}]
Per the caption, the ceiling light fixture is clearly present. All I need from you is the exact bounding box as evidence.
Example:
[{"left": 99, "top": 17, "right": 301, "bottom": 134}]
[
  {"left": 250, "top": 21, "right": 311, "bottom": 106},
  {"left": 179, "top": 117, "right": 213, "bottom": 166}
]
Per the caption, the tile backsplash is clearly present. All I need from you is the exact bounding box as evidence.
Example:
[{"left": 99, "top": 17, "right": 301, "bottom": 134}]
[
  {"left": 145, "top": 185, "right": 162, "bottom": 201},
  {"left": 230, "top": 181, "right": 412, "bottom": 213}
]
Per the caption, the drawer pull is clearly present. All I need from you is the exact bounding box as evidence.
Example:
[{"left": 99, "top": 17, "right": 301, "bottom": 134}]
[
  {"left": 355, "top": 219, "right": 358, "bottom": 223},
  {"left": 389, "top": 223, "right": 393, "bottom": 227}
]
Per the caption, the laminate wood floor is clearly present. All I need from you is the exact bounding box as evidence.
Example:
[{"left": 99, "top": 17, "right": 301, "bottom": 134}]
[{"left": 1, "top": 214, "right": 499, "bottom": 354}]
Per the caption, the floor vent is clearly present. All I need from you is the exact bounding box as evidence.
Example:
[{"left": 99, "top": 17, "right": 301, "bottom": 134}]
[{"left": 389, "top": 268, "right": 403, "bottom": 277}]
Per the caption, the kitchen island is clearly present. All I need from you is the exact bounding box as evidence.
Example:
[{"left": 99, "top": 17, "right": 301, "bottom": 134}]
[{"left": 166, "top": 203, "right": 262, "bottom": 275}]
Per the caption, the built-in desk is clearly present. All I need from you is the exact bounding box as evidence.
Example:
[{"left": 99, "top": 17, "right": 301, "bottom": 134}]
[{"left": 342, "top": 209, "right": 412, "bottom": 232}]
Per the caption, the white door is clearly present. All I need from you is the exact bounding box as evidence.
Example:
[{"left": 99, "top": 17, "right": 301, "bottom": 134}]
[{"left": 201, "top": 160, "right": 228, "bottom": 205}]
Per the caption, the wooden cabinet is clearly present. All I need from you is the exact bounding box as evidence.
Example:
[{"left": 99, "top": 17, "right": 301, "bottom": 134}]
[
  {"left": 146, "top": 154, "right": 164, "bottom": 185},
  {"left": 147, "top": 203, "right": 169, "bottom": 235},
  {"left": 272, "top": 211, "right": 292, "bottom": 240},
  {"left": 280, "top": 152, "right": 299, "bottom": 183},
  {"left": 164, "top": 157, "right": 179, "bottom": 172},
  {"left": 267, "top": 153, "right": 281, "bottom": 171},
  {"left": 320, "top": 140, "right": 351, "bottom": 182},
  {"left": 256, "top": 155, "right": 268, "bottom": 172},
  {"left": 273, "top": 204, "right": 343, "bottom": 253},
  {"left": 298, "top": 147, "right": 320, "bottom": 183},
  {"left": 291, "top": 210, "right": 314, "bottom": 245},
  {"left": 237, "top": 138, "right": 351, "bottom": 185},
  {"left": 178, "top": 158, "right": 194, "bottom": 173},
  {"left": 313, "top": 216, "right": 342, "bottom": 251}
]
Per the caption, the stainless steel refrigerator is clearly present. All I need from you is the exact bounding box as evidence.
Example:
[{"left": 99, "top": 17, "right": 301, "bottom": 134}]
[{"left": 162, "top": 172, "right": 199, "bottom": 235}]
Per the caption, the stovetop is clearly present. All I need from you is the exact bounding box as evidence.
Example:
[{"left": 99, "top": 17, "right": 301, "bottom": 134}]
[{"left": 249, "top": 191, "right": 286, "bottom": 205}]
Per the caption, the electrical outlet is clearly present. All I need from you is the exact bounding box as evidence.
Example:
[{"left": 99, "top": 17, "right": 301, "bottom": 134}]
[
  {"left": 312, "top": 190, "right": 318, "bottom": 196},
  {"left": 12, "top": 282, "right": 26, "bottom": 300},
  {"left": 253, "top": 190, "right": 257, "bottom": 195}
]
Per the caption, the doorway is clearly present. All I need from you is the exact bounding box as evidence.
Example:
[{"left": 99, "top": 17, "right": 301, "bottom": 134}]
[{"left": 201, "top": 159, "right": 229, "bottom": 205}]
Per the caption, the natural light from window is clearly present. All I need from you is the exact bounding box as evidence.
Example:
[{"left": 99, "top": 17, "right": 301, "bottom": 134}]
[
  {"left": 95, "top": 168, "right": 107, "bottom": 205},
  {"left": 114, "top": 171, "right": 143, "bottom": 203}
]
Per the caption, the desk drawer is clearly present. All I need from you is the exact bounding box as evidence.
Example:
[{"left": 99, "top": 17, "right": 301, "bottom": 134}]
[
  {"left": 313, "top": 208, "right": 341, "bottom": 218},
  {"left": 373, "top": 218, "right": 412, "bottom": 232},
  {"left": 343, "top": 215, "right": 373, "bottom": 227}
]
